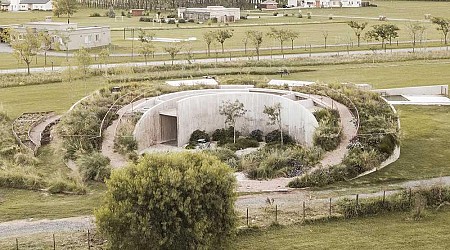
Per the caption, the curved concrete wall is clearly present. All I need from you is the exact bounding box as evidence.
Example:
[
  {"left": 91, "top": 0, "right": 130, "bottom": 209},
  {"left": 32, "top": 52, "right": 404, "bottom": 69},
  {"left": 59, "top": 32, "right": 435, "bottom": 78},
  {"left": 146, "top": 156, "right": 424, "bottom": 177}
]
[
  {"left": 134, "top": 88, "right": 321, "bottom": 150},
  {"left": 177, "top": 92, "right": 318, "bottom": 147}
]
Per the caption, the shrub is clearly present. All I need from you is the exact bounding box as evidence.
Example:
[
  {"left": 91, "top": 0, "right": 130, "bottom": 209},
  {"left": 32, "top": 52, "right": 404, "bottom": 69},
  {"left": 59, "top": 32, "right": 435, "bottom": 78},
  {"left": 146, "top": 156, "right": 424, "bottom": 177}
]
[
  {"left": 178, "top": 18, "right": 186, "bottom": 23},
  {"left": 265, "top": 130, "right": 293, "bottom": 144},
  {"left": 296, "top": 13, "right": 303, "bottom": 18},
  {"left": 224, "top": 138, "right": 259, "bottom": 151},
  {"left": 107, "top": 7, "right": 115, "bottom": 18},
  {"left": 77, "top": 152, "right": 111, "bottom": 182},
  {"left": 189, "top": 129, "right": 210, "bottom": 143},
  {"left": 90, "top": 12, "right": 101, "bottom": 17},
  {"left": 95, "top": 152, "right": 237, "bottom": 249},
  {"left": 273, "top": 12, "right": 278, "bottom": 16},
  {"left": 212, "top": 127, "right": 238, "bottom": 145},
  {"left": 139, "top": 17, "right": 153, "bottom": 22},
  {"left": 0, "top": 170, "right": 45, "bottom": 190},
  {"left": 204, "top": 148, "right": 239, "bottom": 168},
  {"left": 249, "top": 129, "right": 264, "bottom": 142},
  {"left": 188, "top": 18, "right": 195, "bottom": 23},
  {"left": 114, "top": 120, "right": 138, "bottom": 154},
  {"left": 313, "top": 108, "right": 342, "bottom": 151},
  {"left": 167, "top": 19, "right": 176, "bottom": 24},
  {"left": 211, "top": 17, "right": 218, "bottom": 23},
  {"left": 47, "top": 178, "right": 87, "bottom": 194},
  {"left": 167, "top": 14, "right": 177, "bottom": 18},
  {"left": 240, "top": 16, "right": 247, "bottom": 19}
]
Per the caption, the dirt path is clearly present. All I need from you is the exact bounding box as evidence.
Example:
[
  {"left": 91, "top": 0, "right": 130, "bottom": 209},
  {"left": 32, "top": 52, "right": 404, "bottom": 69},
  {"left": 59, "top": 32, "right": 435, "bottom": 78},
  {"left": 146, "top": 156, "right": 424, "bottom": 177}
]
[
  {"left": 2, "top": 176, "right": 449, "bottom": 239},
  {"left": 29, "top": 115, "right": 61, "bottom": 149},
  {"left": 101, "top": 98, "right": 148, "bottom": 168},
  {"left": 236, "top": 96, "right": 357, "bottom": 192}
]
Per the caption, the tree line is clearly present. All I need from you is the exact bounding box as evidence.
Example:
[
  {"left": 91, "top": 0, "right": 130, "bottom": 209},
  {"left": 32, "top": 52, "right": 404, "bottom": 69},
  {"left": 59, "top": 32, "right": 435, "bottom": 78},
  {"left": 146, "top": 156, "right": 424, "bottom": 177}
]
[{"left": 75, "top": 0, "right": 257, "bottom": 10}]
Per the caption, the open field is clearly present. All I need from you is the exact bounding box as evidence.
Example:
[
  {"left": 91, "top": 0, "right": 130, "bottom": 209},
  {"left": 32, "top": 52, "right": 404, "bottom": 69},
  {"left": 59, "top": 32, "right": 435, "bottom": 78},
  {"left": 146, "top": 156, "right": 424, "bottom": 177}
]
[
  {"left": 232, "top": 206, "right": 450, "bottom": 249},
  {"left": 1, "top": 1, "right": 450, "bottom": 58},
  {"left": 1, "top": 206, "right": 449, "bottom": 249}
]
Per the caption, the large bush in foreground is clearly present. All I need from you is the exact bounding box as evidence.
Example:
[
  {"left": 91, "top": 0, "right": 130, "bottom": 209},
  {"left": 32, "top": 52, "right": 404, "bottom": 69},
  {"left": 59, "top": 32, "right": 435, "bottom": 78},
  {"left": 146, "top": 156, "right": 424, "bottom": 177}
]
[{"left": 95, "top": 152, "right": 237, "bottom": 250}]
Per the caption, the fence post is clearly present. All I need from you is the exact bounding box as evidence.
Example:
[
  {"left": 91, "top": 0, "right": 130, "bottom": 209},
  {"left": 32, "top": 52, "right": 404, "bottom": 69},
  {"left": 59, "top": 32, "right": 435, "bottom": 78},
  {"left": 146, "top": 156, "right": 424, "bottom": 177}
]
[
  {"left": 409, "top": 188, "right": 412, "bottom": 205},
  {"left": 275, "top": 205, "right": 278, "bottom": 223},
  {"left": 246, "top": 208, "right": 249, "bottom": 227},
  {"left": 356, "top": 194, "right": 359, "bottom": 207},
  {"left": 302, "top": 201, "right": 306, "bottom": 221},
  {"left": 87, "top": 229, "right": 91, "bottom": 250},
  {"left": 383, "top": 190, "right": 386, "bottom": 205},
  {"left": 53, "top": 234, "right": 56, "bottom": 250},
  {"left": 16, "top": 238, "right": 19, "bottom": 250},
  {"left": 329, "top": 198, "right": 332, "bottom": 218}
]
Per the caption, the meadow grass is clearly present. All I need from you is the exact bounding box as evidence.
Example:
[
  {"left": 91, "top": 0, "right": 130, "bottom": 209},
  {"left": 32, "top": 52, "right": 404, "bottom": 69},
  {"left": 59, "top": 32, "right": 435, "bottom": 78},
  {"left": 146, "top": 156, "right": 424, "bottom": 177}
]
[
  {"left": 1, "top": 1, "right": 449, "bottom": 57},
  {"left": 232, "top": 206, "right": 450, "bottom": 250}
]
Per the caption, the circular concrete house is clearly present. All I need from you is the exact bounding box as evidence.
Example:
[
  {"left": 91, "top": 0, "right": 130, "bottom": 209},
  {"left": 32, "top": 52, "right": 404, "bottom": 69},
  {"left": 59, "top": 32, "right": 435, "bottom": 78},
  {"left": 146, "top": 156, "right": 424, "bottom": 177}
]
[{"left": 133, "top": 87, "right": 330, "bottom": 151}]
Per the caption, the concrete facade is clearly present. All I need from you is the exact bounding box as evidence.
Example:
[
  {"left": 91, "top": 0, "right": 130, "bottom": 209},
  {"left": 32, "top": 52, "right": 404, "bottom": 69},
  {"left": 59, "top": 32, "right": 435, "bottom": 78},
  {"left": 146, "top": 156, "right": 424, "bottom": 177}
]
[
  {"left": 373, "top": 85, "right": 449, "bottom": 96},
  {"left": 134, "top": 88, "right": 322, "bottom": 150},
  {"left": 12, "top": 22, "right": 111, "bottom": 50},
  {"left": 177, "top": 6, "right": 240, "bottom": 22}
]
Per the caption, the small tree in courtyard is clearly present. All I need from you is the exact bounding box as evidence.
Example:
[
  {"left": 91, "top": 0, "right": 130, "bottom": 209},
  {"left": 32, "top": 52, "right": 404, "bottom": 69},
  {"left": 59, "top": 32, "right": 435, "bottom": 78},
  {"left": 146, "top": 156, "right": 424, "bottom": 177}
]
[
  {"left": 95, "top": 152, "right": 237, "bottom": 250},
  {"left": 74, "top": 47, "right": 92, "bottom": 80},
  {"left": 219, "top": 100, "right": 247, "bottom": 143},
  {"left": 263, "top": 102, "right": 284, "bottom": 146}
]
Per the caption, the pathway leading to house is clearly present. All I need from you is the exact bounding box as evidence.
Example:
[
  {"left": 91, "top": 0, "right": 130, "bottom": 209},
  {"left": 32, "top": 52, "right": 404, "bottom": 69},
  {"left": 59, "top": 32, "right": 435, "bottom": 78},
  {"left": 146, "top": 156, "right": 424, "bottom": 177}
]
[{"left": 28, "top": 114, "right": 61, "bottom": 150}]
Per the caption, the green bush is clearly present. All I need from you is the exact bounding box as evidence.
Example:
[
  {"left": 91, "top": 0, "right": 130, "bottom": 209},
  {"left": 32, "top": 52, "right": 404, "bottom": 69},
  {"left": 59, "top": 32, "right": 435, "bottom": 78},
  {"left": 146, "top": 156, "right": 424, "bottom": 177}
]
[
  {"left": 212, "top": 127, "right": 238, "bottom": 145},
  {"left": 47, "top": 178, "right": 87, "bottom": 194},
  {"left": 265, "top": 130, "right": 293, "bottom": 144},
  {"left": 189, "top": 129, "right": 210, "bottom": 142},
  {"left": 0, "top": 170, "right": 45, "bottom": 190},
  {"left": 89, "top": 12, "right": 101, "bottom": 17},
  {"left": 77, "top": 152, "right": 111, "bottom": 182},
  {"left": 224, "top": 138, "right": 259, "bottom": 151},
  {"left": 204, "top": 148, "right": 239, "bottom": 168},
  {"left": 178, "top": 18, "right": 186, "bottom": 23},
  {"left": 313, "top": 108, "right": 342, "bottom": 151},
  {"left": 249, "top": 129, "right": 264, "bottom": 142}
]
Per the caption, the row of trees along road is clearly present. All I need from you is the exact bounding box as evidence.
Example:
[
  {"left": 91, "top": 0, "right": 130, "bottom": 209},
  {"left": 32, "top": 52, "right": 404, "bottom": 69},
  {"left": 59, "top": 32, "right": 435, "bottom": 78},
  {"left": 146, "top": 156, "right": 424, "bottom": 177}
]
[{"left": 200, "top": 18, "right": 450, "bottom": 59}]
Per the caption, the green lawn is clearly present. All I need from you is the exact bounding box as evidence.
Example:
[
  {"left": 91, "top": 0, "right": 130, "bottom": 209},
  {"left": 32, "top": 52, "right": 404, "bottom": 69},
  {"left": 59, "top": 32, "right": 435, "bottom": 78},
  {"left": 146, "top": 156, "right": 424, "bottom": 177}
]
[
  {"left": 0, "top": 77, "right": 110, "bottom": 118},
  {"left": 232, "top": 206, "right": 450, "bottom": 250},
  {"left": 353, "top": 105, "right": 450, "bottom": 184}
]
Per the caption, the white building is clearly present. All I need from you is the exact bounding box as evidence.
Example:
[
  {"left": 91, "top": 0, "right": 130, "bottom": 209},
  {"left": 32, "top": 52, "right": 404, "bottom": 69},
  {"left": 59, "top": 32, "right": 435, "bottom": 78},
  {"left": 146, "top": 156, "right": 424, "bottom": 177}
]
[
  {"left": 288, "top": 0, "right": 361, "bottom": 8},
  {"left": 11, "top": 21, "right": 111, "bottom": 50},
  {"left": 1, "top": 0, "right": 52, "bottom": 11},
  {"left": 177, "top": 6, "right": 240, "bottom": 22}
]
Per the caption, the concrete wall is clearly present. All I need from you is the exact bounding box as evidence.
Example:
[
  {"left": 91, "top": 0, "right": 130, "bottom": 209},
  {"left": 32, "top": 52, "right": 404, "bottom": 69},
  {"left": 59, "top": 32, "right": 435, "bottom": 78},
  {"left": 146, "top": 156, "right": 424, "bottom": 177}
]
[
  {"left": 176, "top": 92, "right": 318, "bottom": 147},
  {"left": 373, "top": 85, "right": 449, "bottom": 96}
]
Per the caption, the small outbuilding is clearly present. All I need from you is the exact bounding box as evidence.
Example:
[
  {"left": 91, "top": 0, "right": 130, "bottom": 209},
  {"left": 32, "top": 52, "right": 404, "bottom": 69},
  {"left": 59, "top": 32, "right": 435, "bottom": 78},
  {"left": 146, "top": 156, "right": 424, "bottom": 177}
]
[
  {"left": 259, "top": 0, "right": 278, "bottom": 9},
  {"left": 130, "top": 9, "right": 145, "bottom": 16}
]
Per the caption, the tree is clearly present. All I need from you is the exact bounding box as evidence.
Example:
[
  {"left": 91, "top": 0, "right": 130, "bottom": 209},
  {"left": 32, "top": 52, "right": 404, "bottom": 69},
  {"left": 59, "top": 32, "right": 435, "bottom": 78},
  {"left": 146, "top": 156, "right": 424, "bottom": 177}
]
[
  {"left": 9, "top": 28, "right": 41, "bottom": 75},
  {"left": 98, "top": 47, "right": 110, "bottom": 75},
  {"left": 219, "top": 100, "right": 247, "bottom": 143},
  {"left": 39, "top": 31, "right": 53, "bottom": 66},
  {"left": 95, "top": 152, "right": 237, "bottom": 250},
  {"left": 246, "top": 30, "right": 264, "bottom": 61},
  {"left": 215, "top": 29, "right": 233, "bottom": 53},
  {"left": 366, "top": 24, "right": 399, "bottom": 49},
  {"left": 164, "top": 42, "right": 182, "bottom": 65},
  {"left": 322, "top": 30, "right": 329, "bottom": 49},
  {"left": 267, "top": 27, "right": 290, "bottom": 58},
  {"left": 347, "top": 21, "right": 368, "bottom": 47},
  {"left": 140, "top": 42, "right": 155, "bottom": 65},
  {"left": 286, "top": 29, "right": 299, "bottom": 50},
  {"left": 53, "top": 0, "right": 78, "bottom": 22},
  {"left": 431, "top": 17, "right": 450, "bottom": 45},
  {"left": 406, "top": 22, "right": 426, "bottom": 52},
  {"left": 138, "top": 29, "right": 154, "bottom": 43},
  {"left": 263, "top": 103, "right": 284, "bottom": 146},
  {"left": 74, "top": 47, "right": 92, "bottom": 80},
  {"left": 203, "top": 30, "right": 215, "bottom": 56}
]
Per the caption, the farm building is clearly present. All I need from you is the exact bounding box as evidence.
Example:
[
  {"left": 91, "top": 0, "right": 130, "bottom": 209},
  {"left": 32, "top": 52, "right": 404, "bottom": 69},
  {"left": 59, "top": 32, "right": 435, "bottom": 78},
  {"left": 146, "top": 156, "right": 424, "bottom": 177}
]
[
  {"left": 258, "top": 0, "right": 278, "bottom": 9},
  {"left": 1, "top": 0, "right": 52, "bottom": 11},
  {"left": 177, "top": 6, "right": 240, "bottom": 22},
  {"left": 10, "top": 21, "right": 111, "bottom": 50},
  {"left": 288, "top": 0, "right": 361, "bottom": 8},
  {"left": 130, "top": 9, "right": 145, "bottom": 16}
]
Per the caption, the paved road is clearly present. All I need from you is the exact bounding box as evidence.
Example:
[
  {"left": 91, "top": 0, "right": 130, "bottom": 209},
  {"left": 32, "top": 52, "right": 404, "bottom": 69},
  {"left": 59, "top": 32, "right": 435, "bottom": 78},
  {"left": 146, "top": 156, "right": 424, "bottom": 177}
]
[
  {"left": 1, "top": 175, "right": 449, "bottom": 239},
  {"left": 1, "top": 46, "right": 449, "bottom": 75}
]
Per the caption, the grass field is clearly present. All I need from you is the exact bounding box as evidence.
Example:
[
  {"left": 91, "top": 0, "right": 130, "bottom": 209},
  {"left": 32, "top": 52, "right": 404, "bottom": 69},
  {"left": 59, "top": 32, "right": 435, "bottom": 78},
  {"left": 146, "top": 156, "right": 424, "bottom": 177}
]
[
  {"left": 1, "top": 1, "right": 449, "bottom": 59},
  {"left": 232, "top": 206, "right": 450, "bottom": 249}
]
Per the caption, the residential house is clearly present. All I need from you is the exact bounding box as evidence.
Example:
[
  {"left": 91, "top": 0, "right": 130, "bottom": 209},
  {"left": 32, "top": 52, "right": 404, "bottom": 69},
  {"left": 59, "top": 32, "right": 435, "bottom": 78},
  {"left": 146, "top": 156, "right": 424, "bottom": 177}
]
[
  {"left": 288, "top": 0, "right": 361, "bottom": 8},
  {"left": 259, "top": 0, "right": 278, "bottom": 9},
  {"left": 177, "top": 6, "right": 240, "bottom": 22},
  {"left": 1, "top": 0, "right": 52, "bottom": 11}
]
